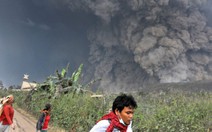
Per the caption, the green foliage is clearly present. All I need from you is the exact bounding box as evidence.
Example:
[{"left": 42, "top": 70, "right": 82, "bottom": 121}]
[
  {"left": 71, "top": 64, "right": 83, "bottom": 83},
  {"left": 132, "top": 91, "right": 212, "bottom": 132},
  {"left": 51, "top": 93, "right": 107, "bottom": 131},
  {"left": 61, "top": 68, "right": 66, "bottom": 78},
  {"left": 1, "top": 89, "right": 211, "bottom": 131},
  {"left": 35, "top": 63, "right": 91, "bottom": 99},
  {"left": 1, "top": 64, "right": 212, "bottom": 131}
]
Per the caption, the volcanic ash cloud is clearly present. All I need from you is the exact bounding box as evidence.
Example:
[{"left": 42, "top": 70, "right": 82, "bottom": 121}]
[{"left": 65, "top": 0, "right": 212, "bottom": 91}]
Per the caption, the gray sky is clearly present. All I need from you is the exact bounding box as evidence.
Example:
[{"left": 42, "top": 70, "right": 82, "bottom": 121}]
[{"left": 0, "top": 0, "right": 96, "bottom": 87}]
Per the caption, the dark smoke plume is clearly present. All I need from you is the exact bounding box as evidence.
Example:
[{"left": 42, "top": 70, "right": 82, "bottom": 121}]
[{"left": 54, "top": 0, "right": 212, "bottom": 92}]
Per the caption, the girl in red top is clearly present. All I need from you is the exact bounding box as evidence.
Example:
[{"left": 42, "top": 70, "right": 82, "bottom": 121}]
[
  {"left": 36, "top": 103, "right": 51, "bottom": 132},
  {"left": 0, "top": 95, "right": 15, "bottom": 132}
]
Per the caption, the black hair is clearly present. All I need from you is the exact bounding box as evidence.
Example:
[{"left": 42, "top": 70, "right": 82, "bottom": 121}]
[
  {"left": 43, "top": 103, "right": 51, "bottom": 111},
  {"left": 112, "top": 94, "right": 137, "bottom": 113}
]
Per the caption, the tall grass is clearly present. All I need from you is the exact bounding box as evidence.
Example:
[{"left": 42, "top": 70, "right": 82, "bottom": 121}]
[
  {"left": 0, "top": 89, "right": 211, "bottom": 131},
  {"left": 133, "top": 90, "right": 212, "bottom": 132}
]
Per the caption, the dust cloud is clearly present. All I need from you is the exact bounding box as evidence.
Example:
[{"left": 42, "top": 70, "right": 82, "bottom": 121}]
[{"left": 55, "top": 0, "right": 212, "bottom": 92}]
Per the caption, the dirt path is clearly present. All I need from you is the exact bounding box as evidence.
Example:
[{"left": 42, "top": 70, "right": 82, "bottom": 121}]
[
  {"left": 9, "top": 108, "right": 64, "bottom": 132},
  {"left": 9, "top": 109, "right": 36, "bottom": 132}
]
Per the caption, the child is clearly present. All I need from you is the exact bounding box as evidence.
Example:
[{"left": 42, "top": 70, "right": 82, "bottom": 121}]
[{"left": 36, "top": 103, "right": 52, "bottom": 132}]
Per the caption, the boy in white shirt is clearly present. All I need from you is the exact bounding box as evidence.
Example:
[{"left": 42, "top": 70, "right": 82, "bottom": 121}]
[{"left": 90, "top": 94, "right": 137, "bottom": 132}]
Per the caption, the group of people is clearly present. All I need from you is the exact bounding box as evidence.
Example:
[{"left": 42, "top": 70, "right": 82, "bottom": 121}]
[{"left": 0, "top": 93, "right": 137, "bottom": 132}]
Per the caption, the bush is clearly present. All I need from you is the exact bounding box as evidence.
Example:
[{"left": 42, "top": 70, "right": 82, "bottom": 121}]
[{"left": 1, "top": 89, "right": 211, "bottom": 131}]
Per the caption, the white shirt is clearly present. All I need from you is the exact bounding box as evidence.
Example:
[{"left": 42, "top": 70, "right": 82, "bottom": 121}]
[{"left": 89, "top": 120, "right": 133, "bottom": 132}]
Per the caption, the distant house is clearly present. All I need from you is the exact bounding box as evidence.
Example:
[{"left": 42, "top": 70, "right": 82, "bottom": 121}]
[{"left": 21, "top": 74, "right": 37, "bottom": 91}]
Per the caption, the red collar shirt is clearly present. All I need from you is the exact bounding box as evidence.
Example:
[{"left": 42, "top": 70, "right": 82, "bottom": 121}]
[{"left": 0, "top": 104, "right": 14, "bottom": 125}]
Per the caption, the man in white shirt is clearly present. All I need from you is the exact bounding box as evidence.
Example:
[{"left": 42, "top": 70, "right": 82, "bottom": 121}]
[{"left": 90, "top": 94, "right": 137, "bottom": 132}]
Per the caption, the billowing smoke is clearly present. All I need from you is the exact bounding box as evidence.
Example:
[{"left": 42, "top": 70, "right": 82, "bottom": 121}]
[{"left": 58, "top": 0, "right": 212, "bottom": 92}]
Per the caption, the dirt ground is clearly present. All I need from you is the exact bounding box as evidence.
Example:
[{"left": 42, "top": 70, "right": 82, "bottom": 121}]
[
  {"left": 9, "top": 108, "right": 64, "bottom": 132},
  {"left": 9, "top": 108, "right": 37, "bottom": 132}
]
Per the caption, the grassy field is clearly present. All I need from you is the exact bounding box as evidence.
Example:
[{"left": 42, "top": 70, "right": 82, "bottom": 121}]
[{"left": 0, "top": 81, "right": 212, "bottom": 132}]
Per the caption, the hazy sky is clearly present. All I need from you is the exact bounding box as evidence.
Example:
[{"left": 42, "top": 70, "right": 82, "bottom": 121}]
[
  {"left": 1, "top": 0, "right": 212, "bottom": 91},
  {"left": 0, "top": 0, "right": 96, "bottom": 86}
]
